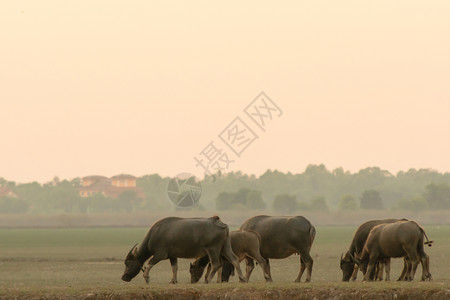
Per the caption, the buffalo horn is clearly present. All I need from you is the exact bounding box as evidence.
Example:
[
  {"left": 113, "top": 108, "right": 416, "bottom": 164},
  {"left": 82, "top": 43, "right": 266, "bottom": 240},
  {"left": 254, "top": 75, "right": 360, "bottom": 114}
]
[
  {"left": 132, "top": 244, "right": 139, "bottom": 257},
  {"left": 349, "top": 252, "right": 360, "bottom": 265},
  {"left": 128, "top": 243, "right": 138, "bottom": 257}
]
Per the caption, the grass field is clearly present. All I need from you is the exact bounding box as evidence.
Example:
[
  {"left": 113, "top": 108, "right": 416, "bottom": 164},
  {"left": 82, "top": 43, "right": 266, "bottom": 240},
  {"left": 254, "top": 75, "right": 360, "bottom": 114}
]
[{"left": 0, "top": 225, "right": 449, "bottom": 299}]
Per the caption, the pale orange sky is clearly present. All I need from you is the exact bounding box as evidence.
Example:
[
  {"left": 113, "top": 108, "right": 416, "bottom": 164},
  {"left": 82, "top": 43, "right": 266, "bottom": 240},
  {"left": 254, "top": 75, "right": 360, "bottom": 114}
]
[{"left": 1, "top": 1, "right": 449, "bottom": 183}]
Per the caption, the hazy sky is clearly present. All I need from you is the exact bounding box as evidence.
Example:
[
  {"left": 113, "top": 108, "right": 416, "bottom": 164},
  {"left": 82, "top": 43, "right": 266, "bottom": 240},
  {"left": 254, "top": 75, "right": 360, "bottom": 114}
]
[{"left": 1, "top": 1, "right": 450, "bottom": 183}]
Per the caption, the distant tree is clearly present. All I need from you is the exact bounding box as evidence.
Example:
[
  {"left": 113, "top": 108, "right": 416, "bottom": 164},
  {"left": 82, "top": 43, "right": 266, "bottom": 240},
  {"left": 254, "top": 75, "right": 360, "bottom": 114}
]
[
  {"left": 234, "top": 188, "right": 251, "bottom": 206},
  {"left": 0, "top": 196, "right": 29, "bottom": 213},
  {"left": 360, "top": 189, "right": 383, "bottom": 210},
  {"left": 423, "top": 183, "right": 450, "bottom": 209},
  {"left": 216, "top": 189, "right": 265, "bottom": 210},
  {"left": 117, "top": 190, "right": 138, "bottom": 212},
  {"left": 216, "top": 192, "right": 235, "bottom": 210},
  {"left": 246, "top": 190, "right": 266, "bottom": 210},
  {"left": 137, "top": 174, "right": 171, "bottom": 210},
  {"left": 297, "top": 201, "right": 310, "bottom": 211},
  {"left": 338, "top": 194, "right": 358, "bottom": 211},
  {"left": 273, "top": 194, "right": 297, "bottom": 213},
  {"left": 0, "top": 178, "right": 16, "bottom": 188},
  {"left": 309, "top": 196, "right": 329, "bottom": 211},
  {"left": 88, "top": 193, "right": 112, "bottom": 213},
  {"left": 395, "top": 196, "right": 428, "bottom": 212},
  {"left": 49, "top": 180, "right": 82, "bottom": 213},
  {"left": 13, "top": 182, "right": 48, "bottom": 212}
]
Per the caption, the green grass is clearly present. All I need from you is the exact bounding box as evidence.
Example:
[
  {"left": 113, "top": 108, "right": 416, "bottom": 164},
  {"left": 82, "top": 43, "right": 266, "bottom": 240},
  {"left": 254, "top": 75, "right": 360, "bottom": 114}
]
[{"left": 0, "top": 226, "right": 448, "bottom": 297}]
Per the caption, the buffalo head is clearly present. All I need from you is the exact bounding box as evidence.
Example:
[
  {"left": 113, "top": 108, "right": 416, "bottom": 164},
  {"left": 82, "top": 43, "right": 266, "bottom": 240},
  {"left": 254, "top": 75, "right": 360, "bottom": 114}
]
[
  {"left": 121, "top": 244, "right": 142, "bottom": 282},
  {"left": 340, "top": 251, "right": 360, "bottom": 281},
  {"left": 220, "top": 261, "right": 235, "bottom": 282},
  {"left": 189, "top": 261, "right": 206, "bottom": 284}
]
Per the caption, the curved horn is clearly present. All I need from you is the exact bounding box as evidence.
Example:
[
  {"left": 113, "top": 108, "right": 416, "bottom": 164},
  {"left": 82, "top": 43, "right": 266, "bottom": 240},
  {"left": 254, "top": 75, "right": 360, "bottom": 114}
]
[
  {"left": 131, "top": 244, "right": 139, "bottom": 257},
  {"left": 349, "top": 252, "right": 360, "bottom": 265},
  {"left": 127, "top": 243, "right": 138, "bottom": 257}
]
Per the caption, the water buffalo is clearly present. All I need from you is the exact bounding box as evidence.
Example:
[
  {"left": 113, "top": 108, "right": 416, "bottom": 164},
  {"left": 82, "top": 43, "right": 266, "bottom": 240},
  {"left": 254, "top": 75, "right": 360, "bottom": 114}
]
[
  {"left": 340, "top": 218, "right": 408, "bottom": 281},
  {"left": 357, "top": 220, "right": 433, "bottom": 281},
  {"left": 189, "top": 230, "right": 271, "bottom": 283},
  {"left": 238, "top": 215, "right": 316, "bottom": 282},
  {"left": 121, "top": 216, "right": 245, "bottom": 284}
]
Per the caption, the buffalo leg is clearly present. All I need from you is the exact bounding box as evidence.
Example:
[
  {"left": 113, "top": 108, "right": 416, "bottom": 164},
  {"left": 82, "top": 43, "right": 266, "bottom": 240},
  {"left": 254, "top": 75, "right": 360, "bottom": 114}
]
[
  {"left": 384, "top": 258, "right": 391, "bottom": 281},
  {"left": 397, "top": 257, "right": 408, "bottom": 281},
  {"left": 377, "top": 261, "right": 384, "bottom": 281},
  {"left": 204, "top": 249, "right": 221, "bottom": 283},
  {"left": 217, "top": 266, "right": 222, "bottom": 283},
  {"left": 221, "top": 237, "right": 246, "bottom": 283},
  {"left": 405, "top": 248, "right": 420, "bottom": 281},
  {"left": 245, "top": 257, "right": 255, "bottom": 282},
  {"left": 169, "top": 258, "right": 178, "bottom": 284},
  {"left": 143, "top": 255, "right": 164, "bottom": 284},
  {"left": 295, "top": 257, "right": 306, "bottom": 282},
  {"left": 204, "top": 263, "right": 211, "bottom": 283},
  {"left": 249, "top": 253, "right": 271, "bottom": 282},
  {"left": 350, "top": 264, "right": 359, "bottom": 281},
  {"left": 297, "top": 250, "right": 313, "bottom": 282},
  {"left": 264, "top": 258, "right": 273, "bottom": 282},
  {"left": 363, "top": 254, "right": 379, "bottom": 281},
  {"left": 425, "top": 255, "right": 432, "bottom": 281},
  {"left": 405, "top": 257, "right": 413, "bottom": 281},
  {"left": 410, "top": 259, "right": 420, "bottom": 280},
  {"left": 420, "top": 254, "right": 431, "bottom": 281}
]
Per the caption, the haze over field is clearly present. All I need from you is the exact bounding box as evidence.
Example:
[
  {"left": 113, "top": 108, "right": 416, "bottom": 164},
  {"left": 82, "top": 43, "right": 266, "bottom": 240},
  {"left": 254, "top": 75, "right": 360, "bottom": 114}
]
[{"left": 1, "top": 1, "right": 450, "bottom": 183}]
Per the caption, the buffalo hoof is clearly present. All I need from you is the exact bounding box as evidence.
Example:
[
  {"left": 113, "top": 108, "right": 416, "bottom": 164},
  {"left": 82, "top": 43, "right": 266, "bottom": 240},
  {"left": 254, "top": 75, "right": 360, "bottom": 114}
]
[
  {"left": 422, "top": 273, "right": 432, "bottom": 281},
  {"left": 169, "top": 279, "right": 178, "bottom": 284},
  {"left": 265, "top": 278, "right": 273, "bottom": 283},
  {"left": 239, "top": 278, "right": 246, "bottom": 283}
]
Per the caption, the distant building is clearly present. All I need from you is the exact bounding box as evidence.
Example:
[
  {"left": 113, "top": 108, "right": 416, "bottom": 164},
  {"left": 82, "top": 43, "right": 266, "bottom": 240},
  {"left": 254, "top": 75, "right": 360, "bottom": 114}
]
[
  {"left": 0, "top": 187, "right": 19, "bottom": 198},
  {"left": 79, "top": 174, "right": 145, "bottom": 198}
]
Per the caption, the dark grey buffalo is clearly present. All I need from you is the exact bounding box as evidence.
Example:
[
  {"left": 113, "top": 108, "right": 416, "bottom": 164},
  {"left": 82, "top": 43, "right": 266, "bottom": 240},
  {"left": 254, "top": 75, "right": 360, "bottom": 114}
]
[
  {"left": 358, "top": 220, "right": 433, "bottom": 281},
  {"left": 237, "top": 215, "right": 316, "bottom": 282},
  {"left": 121, "top": 216, "right": 245, "bottom": 284},
  {"left": 340, "top": 218, "right": 408, "bottom": 281},
  {"left": 189, "top": 230, "right": 270, "bottom": 283}
]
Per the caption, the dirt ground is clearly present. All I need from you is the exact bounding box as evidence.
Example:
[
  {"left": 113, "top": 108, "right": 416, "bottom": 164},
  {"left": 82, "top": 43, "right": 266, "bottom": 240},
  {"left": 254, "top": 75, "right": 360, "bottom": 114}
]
[{"left": 3, "top": 287, "right": 449, "bottom": 300}]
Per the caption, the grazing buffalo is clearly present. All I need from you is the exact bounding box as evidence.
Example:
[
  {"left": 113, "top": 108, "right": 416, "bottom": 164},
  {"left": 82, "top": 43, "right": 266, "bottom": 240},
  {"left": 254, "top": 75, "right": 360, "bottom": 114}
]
[
  {"left": 358, "top": 220, "right": 433, "bottom": 281},
  {"left": 190, "top": 230, "right": 271, "bottom": 283},
  {"left": 238, "top": 215, "right": 316, "bottom": 282},
  {"left": 121, "top": 216, "right": 245, "bottom": 284},
  {"left": 340, "top": 218, "right": 408, "bottom": 281}
]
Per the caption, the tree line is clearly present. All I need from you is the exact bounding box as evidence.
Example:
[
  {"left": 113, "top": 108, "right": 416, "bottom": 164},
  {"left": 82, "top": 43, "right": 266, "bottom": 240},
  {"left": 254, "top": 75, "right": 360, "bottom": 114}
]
[{"left": 1, "top": 165, "right": 450, "bottom": 214}]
